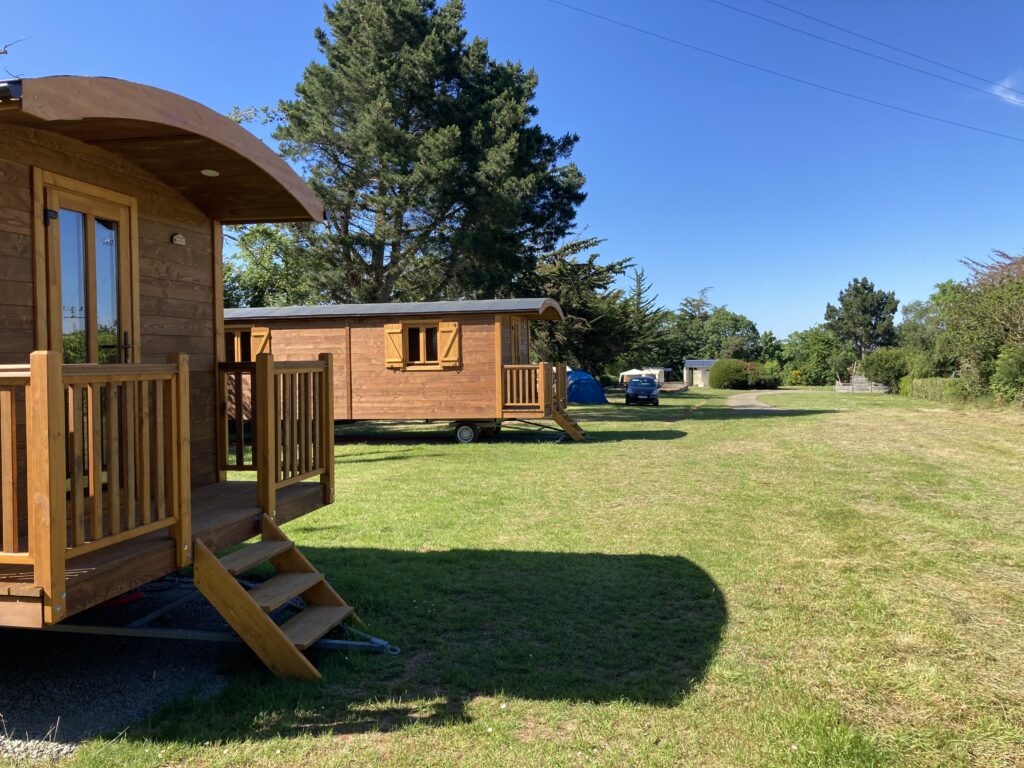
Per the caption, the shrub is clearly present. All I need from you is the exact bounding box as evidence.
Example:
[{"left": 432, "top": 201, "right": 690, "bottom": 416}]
[
  {"left": 709, "top": 359, "right": 747, "bottom": 389},
  {"left": 862, "top": 347, "right": 908, "bottom": 392},
  {"left": 747, "top": 361, "right": 782, "bottom": 389},
  {"left": 709, "top": 359, "right": 781, "bottom": 389},
  {"left": 900, "top": 377, "right": 965, "bottom": 403},
  {"left": 991, "top": 343, "right": 1024, "bottom": 404}
]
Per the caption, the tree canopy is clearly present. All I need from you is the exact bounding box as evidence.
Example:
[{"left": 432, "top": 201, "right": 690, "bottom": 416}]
[
  {"left": 232, "top": 0, "right": 585, "bottom": 306},
  {"left": 825, "top": 277, "right": 899, "bottom": 359}
]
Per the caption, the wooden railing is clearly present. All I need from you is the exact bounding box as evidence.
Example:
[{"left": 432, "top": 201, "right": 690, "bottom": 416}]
[
  {"left": 8, "top": 351, "right": 191, "bottom": 623},
  {"left": 61, "top": 357, "right": 191, "bottom": 562},
  {"left": 555, "top": 362, "right": 568, "bottom": 411},
  {"left": 218, "top": 362, "right": 256, "bottom": 471},
  {"left": 219, "top": 353, "right": 335, "bottom": 518},
  {"left": 502, "top": 363, "right": 552, "bottom": 413},
  {"left": 0, "top": 366, "right": 30, "bottom": 566}
]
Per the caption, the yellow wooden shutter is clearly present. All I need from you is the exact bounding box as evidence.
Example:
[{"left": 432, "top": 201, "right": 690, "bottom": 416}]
[
  {"left": 250, "top": 327, "right": 272, "bottom": 357},
  {"left": 438, "top": 321, "right": 461, "bottom": 368},
  {"left": 384, "top": 323, "right": 404, "bottom": 368}
]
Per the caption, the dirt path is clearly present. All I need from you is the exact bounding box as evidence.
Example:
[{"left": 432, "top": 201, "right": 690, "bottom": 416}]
[{"left": 726, "top": 391, "right": 783, "bottom": 410}]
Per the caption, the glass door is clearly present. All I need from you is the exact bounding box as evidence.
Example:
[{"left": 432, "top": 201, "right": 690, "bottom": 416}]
[{"left": 46, "top": 187, "right": 134, "bottom": 364}]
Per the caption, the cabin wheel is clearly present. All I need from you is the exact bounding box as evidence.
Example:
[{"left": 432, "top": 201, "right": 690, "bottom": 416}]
[{"left": 454, "top": 423, "right": 480, "bottom": 443}]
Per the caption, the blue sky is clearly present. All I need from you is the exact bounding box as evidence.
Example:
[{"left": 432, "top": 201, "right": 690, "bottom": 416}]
[{"left": 5, "top": 1, "right": 1024, "bottom": 335}]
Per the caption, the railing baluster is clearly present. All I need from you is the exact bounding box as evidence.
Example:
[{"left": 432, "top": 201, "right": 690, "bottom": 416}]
[
  {"left": 233, "top": 369, "right": 244, "bottom": 468},
  {"left": 88, "top": 383, "right": 103, "bottom": 541},
  {"left": 106, "top": 383, "right": 121, "bottom": 535},
  {"left": 153, "top": 379, "right": 166, "bottom": 520},
  {"left": 138, "top": 380, "right": 151, "bottom": 525},
  {"left": 0, "top": 388, "right": 17, "bottom": 553},
  {"left": 123, "top": 379, "right": 137, "bottom": 529},
  {"left": 69, "top": 385, "right": 86, "bottom": 547}
]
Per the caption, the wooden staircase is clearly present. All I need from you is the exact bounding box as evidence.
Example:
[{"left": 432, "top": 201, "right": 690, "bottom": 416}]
[
  {"left": 552, "top": 407, "right": 586, "bottom": 442},
  {"left": 194, "top": 514, "right": 354, "bottom": 679}
]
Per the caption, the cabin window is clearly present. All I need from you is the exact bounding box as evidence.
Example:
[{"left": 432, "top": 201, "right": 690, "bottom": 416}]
[
  {"left": 406, "top": 324, "right": 439, "bottom": 365},
  {"left": 384, "top": 321, "right": 461, "bottom": 370}
]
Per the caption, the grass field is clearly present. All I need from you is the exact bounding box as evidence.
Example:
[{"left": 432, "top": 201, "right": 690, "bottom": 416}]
[{"left": 68, "top": 389, "right": 1023, "bottom": 767}]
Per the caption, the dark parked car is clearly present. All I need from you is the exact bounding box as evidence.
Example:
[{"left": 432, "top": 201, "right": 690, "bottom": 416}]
[{"left": 625, "top": 376, "right": 660, "bottom": 406}]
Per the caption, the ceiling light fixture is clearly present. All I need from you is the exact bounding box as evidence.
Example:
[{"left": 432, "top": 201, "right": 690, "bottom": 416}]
[{"left": 200, "top": 168, "right": 220, "bottom": 177}]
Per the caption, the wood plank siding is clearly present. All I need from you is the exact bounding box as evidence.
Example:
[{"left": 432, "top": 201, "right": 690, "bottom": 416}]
[
  {"left": 256, "top": 315, "right": 501, "bottom": 421},
  {"left": 0, "top": 124, "right": 218, "bottom": 488}
]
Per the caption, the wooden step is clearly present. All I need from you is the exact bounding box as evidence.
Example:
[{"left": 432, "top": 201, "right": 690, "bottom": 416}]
[
  {"left": 281, "top": 605, "right": 355, "bottom": 650},
  {"left": 248, "top": 572, "right": 324, "bottom": 613},
  {"left": 219, "top": 541, "right": 294, "bottom": 576}
]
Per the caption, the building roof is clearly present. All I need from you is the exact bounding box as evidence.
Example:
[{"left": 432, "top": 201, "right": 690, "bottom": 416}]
[
  {"left": 684, "top": 359, "right": 717, "bottom": 369},
  {"left": 225, "top": 298, "right": 566, "bottom": 323},
  {"left": 0, "top": 77, "right": 323, "bottom": 224}
]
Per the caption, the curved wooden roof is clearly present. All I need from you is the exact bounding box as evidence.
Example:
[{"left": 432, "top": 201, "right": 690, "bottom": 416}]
[
  {"left": 226, "top": 298, "right": 567, "bottom": 323},
  {"left": 0, "top": 76, "right": 323, "bottom": 224}
]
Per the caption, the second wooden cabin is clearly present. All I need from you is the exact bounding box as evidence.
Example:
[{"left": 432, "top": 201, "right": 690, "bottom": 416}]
[{"left": 224, "top": 299, "right": 585, "bottom": 442}]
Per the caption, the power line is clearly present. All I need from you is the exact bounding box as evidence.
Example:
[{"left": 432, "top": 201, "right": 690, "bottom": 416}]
[
  {"left": 754, "top": 0, "right": 1024, "bottom": 99},
  {"left": 703, "top": 0, "right": 1017, "bottom": 104},
  {"left": 543, "top": 0, "right": 1024, "bottom": 145}
]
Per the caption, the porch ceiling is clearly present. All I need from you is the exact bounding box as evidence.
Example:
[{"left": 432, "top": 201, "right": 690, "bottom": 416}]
[{"left": 0, "top": 76, "right": 323, "bottom": 225}]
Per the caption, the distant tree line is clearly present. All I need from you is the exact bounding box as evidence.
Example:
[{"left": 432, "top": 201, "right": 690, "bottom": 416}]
[{"left": 779, "top": 257, "right": 1024, "bottom": 405}]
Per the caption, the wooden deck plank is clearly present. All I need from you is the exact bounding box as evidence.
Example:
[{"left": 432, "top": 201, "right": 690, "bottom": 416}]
[
  {"left": 219, "top": 540, "right": 293, "bottom": 576},
  {"left": 247, "top": 572, "right": 323, "bottom": 613},
  {"left": 281, "top": 605, "right": 353, "bottom": 650}
]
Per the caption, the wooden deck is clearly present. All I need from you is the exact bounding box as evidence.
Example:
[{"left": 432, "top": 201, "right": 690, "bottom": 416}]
[{"left": 0, "top": 480, "right": 325, "bottom": 625}]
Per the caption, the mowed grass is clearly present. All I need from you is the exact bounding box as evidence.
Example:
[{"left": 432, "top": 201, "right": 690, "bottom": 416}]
[{"left": 68, "top": 389, "right": 1023, "bottom": 767}]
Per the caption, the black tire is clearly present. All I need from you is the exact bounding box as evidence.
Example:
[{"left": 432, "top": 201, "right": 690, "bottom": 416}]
[
  {"left": 653, "top": 399, "right": 660, "bottom": 406},
  {"left": 454, "top": 423, "right": 479, "bottom": 443}
]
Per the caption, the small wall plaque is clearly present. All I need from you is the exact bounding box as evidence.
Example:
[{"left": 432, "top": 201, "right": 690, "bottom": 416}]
[{"left": 171, "top": 233, "right": 187, "bottom": 246}]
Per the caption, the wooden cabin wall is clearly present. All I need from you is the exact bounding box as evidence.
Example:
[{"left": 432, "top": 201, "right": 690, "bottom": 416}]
[
  {"left": 0, "top": 125, "right": 219, "bottom": 488},
  {"left": 351, "top": 315, "right": 497, "bottom": 420},
  {"left": 0, "top": 153, "right": 36, "bottom": 363},
  {"left": 264, "top": 314, "right": 499, "bottom": 420}
]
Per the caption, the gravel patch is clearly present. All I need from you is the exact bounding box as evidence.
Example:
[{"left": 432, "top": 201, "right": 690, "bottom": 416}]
[
  {"left": 0, "top": 579, "right": 238, "bottom": 759},
  {"left": 726, "top": 390, "right": 788, "bottom": 411}
]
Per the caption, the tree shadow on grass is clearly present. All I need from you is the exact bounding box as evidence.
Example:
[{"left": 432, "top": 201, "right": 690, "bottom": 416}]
[{"left": 70, "top": 547, "right": 727, "bottom": 743}]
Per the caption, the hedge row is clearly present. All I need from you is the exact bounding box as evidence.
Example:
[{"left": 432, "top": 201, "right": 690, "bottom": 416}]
[
  {"left": 899, "top": 376, "right": 964, "bottom": 403},
  {"left": 709, "top": 359, "right": 782, "bottom": 390}
]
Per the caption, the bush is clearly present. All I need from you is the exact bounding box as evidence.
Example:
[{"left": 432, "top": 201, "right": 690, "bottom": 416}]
[
  {"left": 991, "top": 343, "right": 1024, "bottom": 403},
  {"left": 747, "top": 361, "right": 782, "bottom": 389},
  {"left": 862, "top": 347, "right": 908, "bottom": 392},
  {"left": 900, "top": 376, "right": 965, "bottom": 403},
  {"left": 709, "top": 359, "right": 747, "bottom": 389},
  {"left": 709, "top": 359, "right": 781, "bottom": 389}
]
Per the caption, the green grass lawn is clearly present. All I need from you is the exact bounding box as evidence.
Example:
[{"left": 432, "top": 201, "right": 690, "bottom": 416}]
[{"left": 70, "top": 389, "right": 1023, "bottom": 767}]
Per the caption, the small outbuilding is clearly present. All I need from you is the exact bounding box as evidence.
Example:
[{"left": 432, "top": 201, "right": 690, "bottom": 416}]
[{"left": 684, "top": 359, "right": 717, "bottom": 388}]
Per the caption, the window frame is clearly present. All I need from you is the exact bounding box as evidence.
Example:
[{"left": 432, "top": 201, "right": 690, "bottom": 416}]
[
  {"left": 33, "top": 168, "right": 141, "bottom": 363},
  {"left": 405, "top": 322, "right": 441, "bottom": 367}
]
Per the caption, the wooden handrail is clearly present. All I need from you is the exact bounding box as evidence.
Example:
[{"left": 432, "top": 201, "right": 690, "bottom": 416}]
[
  {"left": 4, "top": 352, "right": 193, "bottom": 624},
  {"left": 251, "top": 353, "right": 334, "bottom": 518},
  {"left": 59, "top": 356, "right": 192, "bottom": 567}
]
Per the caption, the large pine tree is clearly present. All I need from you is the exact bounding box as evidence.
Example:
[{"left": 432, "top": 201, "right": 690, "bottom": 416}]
[{"left": 232, "top": 0, "right": 585, "bottom": 305}]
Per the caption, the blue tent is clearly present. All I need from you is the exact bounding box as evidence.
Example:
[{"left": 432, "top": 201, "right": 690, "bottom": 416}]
[{"left": 566, "top": 370, "right": 608, "bottom": 405}]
